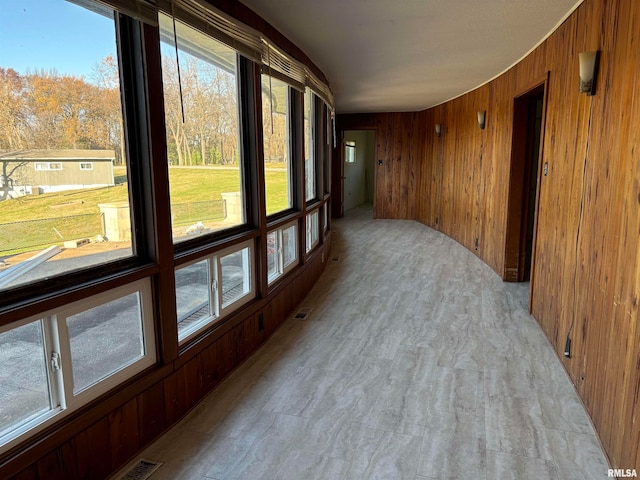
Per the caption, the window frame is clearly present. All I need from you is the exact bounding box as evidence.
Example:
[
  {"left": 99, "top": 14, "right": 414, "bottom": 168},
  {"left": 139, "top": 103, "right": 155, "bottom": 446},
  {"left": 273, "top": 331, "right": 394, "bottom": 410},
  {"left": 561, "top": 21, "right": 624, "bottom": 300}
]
[
  {"left": 176, "top": 239, "right": 256, "bottom": 345},
  {"left": 79, "top": 162, "right": 94, "bottom": 171},
  {"left": 324, "top": 103, "right": 332, "bottom": 196},
  {"left": 345, "top": 140, "right": 356, "bottom": 163},
  {"left": 323, "top": 201, "right": 330, "bottom": 234},
  {"left": 0, "top": 10, "right": 156, "bottom": 311},
  {"left": 266, "top": 219, "right": 298, "bottom": 286},
  {"left": 0, "top": 0, "right": 334, "bottom": 460},
  {"left": 304, "top": 87, "right": 316, "bottom": 203},
  {"left": 0, "top": 278, "right": 156, "bottom": 455},
  {"left": 261, "top": 74, "right": 296, "bottom": 219},
  {"left": 305, "top": 209, "right": 320, "bottom": 254},
  {"left": 158, "top": 12, "right": 255, "bottom": 250},
  {"left": 176, "top": 255, "right": 217, "bottom": 344}
]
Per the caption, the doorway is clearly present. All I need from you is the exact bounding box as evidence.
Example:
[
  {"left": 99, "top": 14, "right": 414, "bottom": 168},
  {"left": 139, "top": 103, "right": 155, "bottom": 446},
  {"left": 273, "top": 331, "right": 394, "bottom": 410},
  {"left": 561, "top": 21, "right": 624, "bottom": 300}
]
[
  {"left": 342, "top": 130, "right": 376, "bottom": 212},
  {"left": 504, "top": 83, "right": 546, "bottom": 285}
]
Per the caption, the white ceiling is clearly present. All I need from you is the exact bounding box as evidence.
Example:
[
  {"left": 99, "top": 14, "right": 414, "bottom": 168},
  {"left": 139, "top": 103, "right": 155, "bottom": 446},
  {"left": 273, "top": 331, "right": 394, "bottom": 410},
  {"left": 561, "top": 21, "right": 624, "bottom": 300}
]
[{"left": 239, "top": 0, "right": 582, "bottom": 113}]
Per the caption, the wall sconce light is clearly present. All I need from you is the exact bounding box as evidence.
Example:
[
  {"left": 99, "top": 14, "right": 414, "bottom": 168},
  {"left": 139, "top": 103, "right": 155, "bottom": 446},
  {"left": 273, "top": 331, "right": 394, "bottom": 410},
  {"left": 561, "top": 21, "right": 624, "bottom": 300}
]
[
  {"left": 477, "top": 110, "right": 486, "bottom": 130},
  {"left": 435, "top": 123, "right": 441, "bottom": 137},
  {"left": 579, "top": 51, "right": 600, "bottom": 96}
]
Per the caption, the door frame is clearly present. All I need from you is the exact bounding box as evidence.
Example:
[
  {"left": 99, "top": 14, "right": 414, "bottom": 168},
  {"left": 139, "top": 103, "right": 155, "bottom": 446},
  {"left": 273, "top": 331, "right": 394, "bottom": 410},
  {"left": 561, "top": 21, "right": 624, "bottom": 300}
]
[
  {"left": 503, "top": 73, "right": 549, "bottom": 311},
  {"left": 331, "top": 117, "right": 377, "bottom": 218}
]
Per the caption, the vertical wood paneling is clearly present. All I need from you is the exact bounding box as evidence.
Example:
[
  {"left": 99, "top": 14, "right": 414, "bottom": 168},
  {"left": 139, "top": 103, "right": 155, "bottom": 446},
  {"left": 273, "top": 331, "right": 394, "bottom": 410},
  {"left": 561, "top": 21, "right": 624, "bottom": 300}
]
[
  {"left": 5, "top": 0, "right": 639, "bottom": 475},
  {"left": 361, "top": 112, "right": 424, "bottom": 221},
  {"left": 200, "top": 339, "right": 220, "bottom": 394},
  {"left": 163, "top": 367, "right": 187, "bottom": 426},
  {"left": 108, "top": 399, "right": 139, "bottom": 471},
  {"left": 138, "top": 383, "right": 166, "bottom": 446},
  {"left": 482, "top": 70, "right": 513, "bottom": 273},
  {"left": 58, "top": 440, "right": 80, "bottom": 479},
  {"left": 11, "top": 466, "right": 37, "bottom": 480},
  {"left": 77, "top": 418, "right": 111, "bottom": 480},
  {"left": 36, "top": 450, "right": 67, "bottom": 480},
  {"left": 362, "top": 0, "right": 639, "bottom": 469},
  {"left": 183, "top": 356, "right": 203, "bottom": 411}
]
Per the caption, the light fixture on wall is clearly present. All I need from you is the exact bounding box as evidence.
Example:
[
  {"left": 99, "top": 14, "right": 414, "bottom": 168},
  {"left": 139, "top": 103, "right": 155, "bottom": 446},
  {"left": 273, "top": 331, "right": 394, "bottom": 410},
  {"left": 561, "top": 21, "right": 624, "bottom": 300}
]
[
  {"left": 477, "top": 110, "right": 486, "bottom": 130},
  {"left": 579, "top": 51, "right": 600, "bottom": 96},
  {"left": 435, "top": 123, "right": 442, "bottom": 137}
]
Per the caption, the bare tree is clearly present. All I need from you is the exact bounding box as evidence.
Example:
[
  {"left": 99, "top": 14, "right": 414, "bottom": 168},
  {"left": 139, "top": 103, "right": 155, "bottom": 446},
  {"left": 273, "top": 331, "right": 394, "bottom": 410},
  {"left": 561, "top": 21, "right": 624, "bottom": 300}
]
[
  {"left": 161, "top": 49, "right": 239, "bottom": 167},
  {"left": 0, "top": 158, "right": 27, "bottom": 200},
  {"left": 0, "top": 68, "right": 27, "bottom": 150}
]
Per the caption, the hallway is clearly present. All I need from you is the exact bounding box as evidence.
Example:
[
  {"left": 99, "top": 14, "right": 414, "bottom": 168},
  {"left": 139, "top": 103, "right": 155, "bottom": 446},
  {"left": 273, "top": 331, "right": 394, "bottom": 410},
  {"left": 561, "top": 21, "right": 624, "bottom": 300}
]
[{"left": 120, "top": 206, "right": 609, "bottom": 479}]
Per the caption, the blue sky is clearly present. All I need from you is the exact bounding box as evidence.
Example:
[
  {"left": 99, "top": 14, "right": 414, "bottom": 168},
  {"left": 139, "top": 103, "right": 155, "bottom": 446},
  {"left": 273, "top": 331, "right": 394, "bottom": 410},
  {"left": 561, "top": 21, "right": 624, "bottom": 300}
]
[{"left": 0, "top": 0, "right": 117, "bottom": 81}]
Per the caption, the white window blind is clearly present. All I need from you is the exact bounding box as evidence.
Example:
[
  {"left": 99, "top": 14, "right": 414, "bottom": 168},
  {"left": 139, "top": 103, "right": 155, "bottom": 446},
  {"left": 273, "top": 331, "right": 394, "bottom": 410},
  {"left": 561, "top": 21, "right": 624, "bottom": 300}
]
[
  {"left": 83, "top": 0, "right": 334, "bottom": 107},
  {"left": 157, "top": 0, "right": 263, "bottom": 63},
  {"left": 69, "top": 0, "right": 159, "bottom": 26},
  {"left": 156, "top": 0, "right": 334, "bottom": 108}
]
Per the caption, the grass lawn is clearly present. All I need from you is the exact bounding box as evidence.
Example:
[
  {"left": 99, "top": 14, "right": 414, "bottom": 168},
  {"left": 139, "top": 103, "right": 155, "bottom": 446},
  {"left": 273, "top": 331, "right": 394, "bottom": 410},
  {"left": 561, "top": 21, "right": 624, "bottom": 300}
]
[{"left": 0, "top": 165, "right": 289, "bottom": 254}]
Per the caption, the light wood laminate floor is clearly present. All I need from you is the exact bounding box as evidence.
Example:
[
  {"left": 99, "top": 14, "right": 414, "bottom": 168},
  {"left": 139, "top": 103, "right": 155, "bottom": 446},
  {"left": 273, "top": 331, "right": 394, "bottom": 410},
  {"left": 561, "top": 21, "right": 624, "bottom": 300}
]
[{"left": 118, "top": 206, "right": 610, "bottom": 480}]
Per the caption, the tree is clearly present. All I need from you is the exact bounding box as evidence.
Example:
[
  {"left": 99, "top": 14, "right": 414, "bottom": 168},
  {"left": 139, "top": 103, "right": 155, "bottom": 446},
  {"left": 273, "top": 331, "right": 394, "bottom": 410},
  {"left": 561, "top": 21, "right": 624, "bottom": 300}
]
[
  {"left": 91, "top": 55, "right": 125, "bottom": 164},
  {"left": 161, "top": 49, "right": 240, "bottom": 166},
  {"left": 0, "top": 158, "right": 27, "bottom": 200},
  {"left": 0, "top": 68, "right": 29, "bottom": 200},
  {"left": 27, "top": 72, "right": 102, "bottom": 149},
  {"left": 0, "top": 60, "right": 127, "bottom": 200},
  {"left": 0, "top": 68, "right": 28, "bottom": 150}
]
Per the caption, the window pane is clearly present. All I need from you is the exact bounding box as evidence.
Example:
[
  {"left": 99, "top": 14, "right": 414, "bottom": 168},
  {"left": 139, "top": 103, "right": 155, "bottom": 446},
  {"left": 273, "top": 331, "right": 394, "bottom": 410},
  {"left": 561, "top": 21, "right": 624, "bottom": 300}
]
[
  {"left": 324, "top": 107, "right": 331, "bottom": 195},
  {"left": 220, "top": 246, "right": 251, "bottom": 308},
  {"left": 159, "top": 14, "right": 244, "bottom": 243},
  {"left": 304, "top": 88, "right": 315, "bottom": 201},
  {"left": 176, "top": 259, "right": 213, "bottom": 340},
  {"left": 0, "top": 321, "right": 51, "bottom": 439},
  {"left": 0, "top": 0, "right": 134, "bottom": 291},
  {"left": 345, "top": 141, "right": 356, "bottom": 163},
  {"left": 324, "top": 206, "right": 329, "bottom": 232},
  {"left": 283, "top": 224, "right": 297, "bottom": 268},
  {"left": 262, "top": 76, "right": 291, "bottom": 215},
  {"left": 66, "top": 291, "right": 145, "bottom": 395},
  {"left": 306, "top": 211, "right": 319, "bottom": 253},
  {"left": 267, "top": 231, "right": 280, "bottom": 283}
]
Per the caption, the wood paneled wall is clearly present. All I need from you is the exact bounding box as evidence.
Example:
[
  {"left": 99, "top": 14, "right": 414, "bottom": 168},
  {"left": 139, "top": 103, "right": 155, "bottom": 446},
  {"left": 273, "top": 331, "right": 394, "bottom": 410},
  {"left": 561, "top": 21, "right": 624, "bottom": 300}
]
[
  {"left": 344, "top": 0, "right": 640, "bottom": 469},
  {"left": 374, "top": 112, "right": 426, "bottom": 220},
  {"left": 335, "top": 112, "right": 425, "bottom": 220},
  {"left": 2, "top": 240, "right": 331, "bottom": 480}
]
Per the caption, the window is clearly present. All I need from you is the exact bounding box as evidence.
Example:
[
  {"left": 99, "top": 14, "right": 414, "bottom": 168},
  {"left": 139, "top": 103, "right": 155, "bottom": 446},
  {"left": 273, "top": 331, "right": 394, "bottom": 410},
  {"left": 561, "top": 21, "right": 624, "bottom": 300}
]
[
  {"left": 345, "top": 141, "right": 356, "bottom": 163},
  {"left": 266, "top": 230, "right": 280, "bottom": 282},
  {"left": 304, "top": 88, "right": 315, "bottom": 201},
  {"left": 0, "top": 321, "right": 51, "bottom": 445},
  {"left": 159, "top": 13, "right": 244, "bottom": 243},
  {"left": 175, "top": 240, "right": 254, "bottom": 343},
  {"left": 262, "top": 75, "right": 292, "bottom": 216},
  {"left": 175, "top": 259, "right": 213, "bottom": 341},
  {"left": 79, "top": 162, "right": 93, "bottom": 170},
  {"left": 324, "top": 105, "right": 332, "bottom": 195},
  {"left": 63, "top": 290, "right": 150, "bottom": 395},
  {"left": 306, "top": 210, "right": 319, "bottom": 253},
  {"left": 220, "top": 245, "right": 252, "bottom": 308},
  {"left": 32, "top": 162, "right": 63, "bottom": 171},
  {"left": 0, "top": 280, "right": 155, "bottom": 453},
  {"left": 283, "top": 223, "right": 297, "bottom": 268},
  {"left": 0, "top": 0, "right": 134, "bottom": 292},
  {"left": 267, "top": 221, "right": 298, "bottom": 284},
  {"left": 324, "top": 204, "right": 329, "bottom": 233}
]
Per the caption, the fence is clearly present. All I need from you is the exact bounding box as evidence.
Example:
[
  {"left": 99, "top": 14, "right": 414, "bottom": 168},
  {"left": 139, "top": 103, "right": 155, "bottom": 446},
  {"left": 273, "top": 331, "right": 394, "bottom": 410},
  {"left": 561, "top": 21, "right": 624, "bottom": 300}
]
[
  {"left": 171, "top": 199, "right": 227, "bottom": 229},
  {"left": 0, "top": 200, "right": 228, "bottom": 256},
  {"left": 0, "top": 213, "right": 104, "bottom": 256}
]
